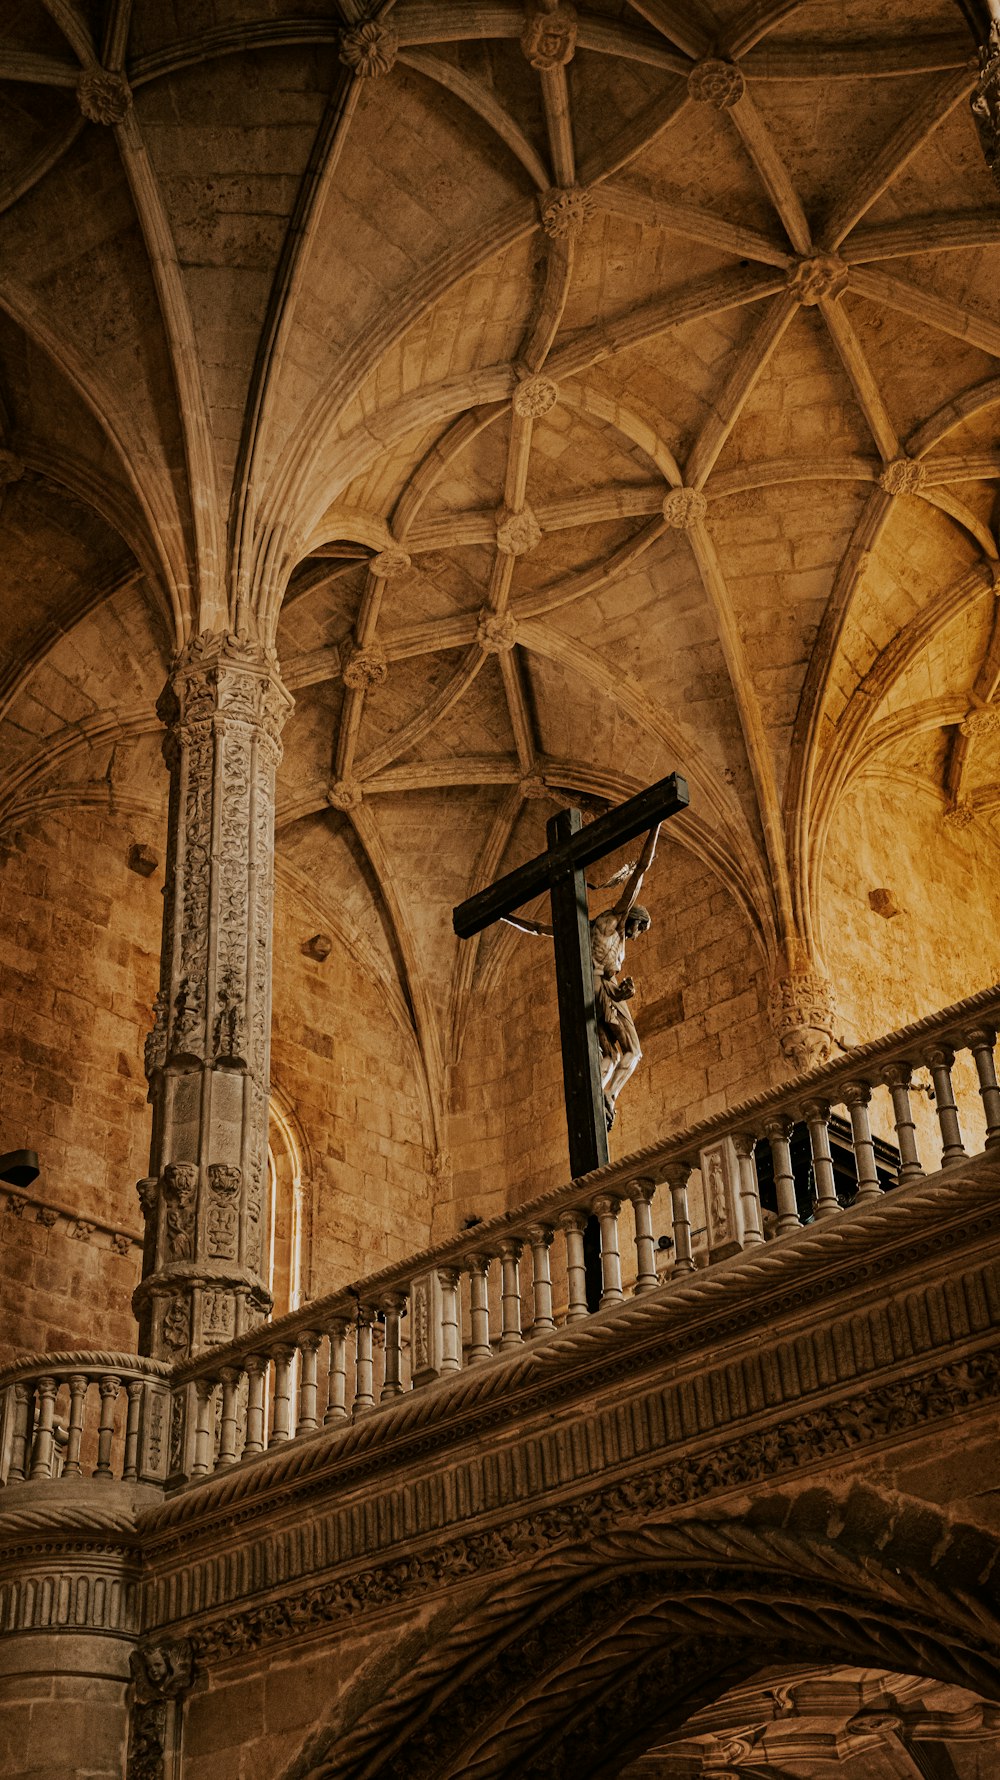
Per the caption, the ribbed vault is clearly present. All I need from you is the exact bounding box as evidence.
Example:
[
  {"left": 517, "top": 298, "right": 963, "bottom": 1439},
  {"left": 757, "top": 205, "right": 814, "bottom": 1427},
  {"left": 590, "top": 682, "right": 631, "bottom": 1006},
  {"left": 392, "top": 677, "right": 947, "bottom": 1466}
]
[{"left": 3, "top": 0, "right": 1000, "bottom": 1124}]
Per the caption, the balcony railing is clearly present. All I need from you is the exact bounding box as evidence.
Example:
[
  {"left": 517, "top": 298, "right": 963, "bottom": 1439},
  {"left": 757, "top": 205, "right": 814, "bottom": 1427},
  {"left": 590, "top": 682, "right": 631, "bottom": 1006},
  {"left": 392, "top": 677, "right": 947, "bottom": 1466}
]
[{"left": 2, "top": 983, "right": 999, "bottom": 1492}]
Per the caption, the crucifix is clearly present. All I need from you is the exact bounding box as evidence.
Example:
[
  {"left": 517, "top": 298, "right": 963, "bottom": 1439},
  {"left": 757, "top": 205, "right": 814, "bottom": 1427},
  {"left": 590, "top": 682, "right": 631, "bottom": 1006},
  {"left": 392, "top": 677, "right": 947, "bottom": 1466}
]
[{"left": 453, "top": 774, "right": 689, "bottom": 1178}]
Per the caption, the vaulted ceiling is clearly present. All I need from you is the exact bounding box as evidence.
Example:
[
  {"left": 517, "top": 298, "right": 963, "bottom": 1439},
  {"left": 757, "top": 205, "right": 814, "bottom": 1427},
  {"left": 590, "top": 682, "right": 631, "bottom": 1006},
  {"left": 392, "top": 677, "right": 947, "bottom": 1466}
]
[{"left": 2, "top": 0, "right": 999, "bottom": 1113}]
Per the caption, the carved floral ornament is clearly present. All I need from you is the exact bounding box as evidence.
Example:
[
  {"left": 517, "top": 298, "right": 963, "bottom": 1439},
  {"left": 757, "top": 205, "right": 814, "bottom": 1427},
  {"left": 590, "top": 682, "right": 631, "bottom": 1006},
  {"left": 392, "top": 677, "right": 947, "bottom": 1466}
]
[
  {"left": 521, "top": 3, "right": 578, "bottom": 70},
  {"left": 327, "top": 777, "right": 363, "bottom": 813},
  {"left": 960, "top": 707, "right": 1000, "bottom": 739},
  {"left": 944, "top": 800, "right": 976, "bottom": 829},
  {"left": 879, "top": 457, "right": 926, "bottom": 496},
  {"left": 785, "top": 253, "right": 848, "bottom": 305},
  {"left": 339, "top": 21, "right": 398, "bottom": 79},
  {"left": 369, "top": 545, "right": 411, "bottom": 580},
  {"left": 662, "top": 487, "right": 707, "bottom": 530},
  {"left": 477, "top": 609, "right": 520, "bottom": 654},
  {"left": 342, "top": 640, "right": 388, "bottom": 691},
  {"left": 77, "top": 69, "right": 132, "bottom": 125},
  {"left": 495, "top": 503, "right": 542, "bottom": 557},
  {"left": 513, "top": 375, "right": 558, "bottom": 419},
  {"left": 539, "top": 185, "right": 593, "bottom": 240},
  {"left": 687, "top": 57, "right": 746, "bottom": 109}
]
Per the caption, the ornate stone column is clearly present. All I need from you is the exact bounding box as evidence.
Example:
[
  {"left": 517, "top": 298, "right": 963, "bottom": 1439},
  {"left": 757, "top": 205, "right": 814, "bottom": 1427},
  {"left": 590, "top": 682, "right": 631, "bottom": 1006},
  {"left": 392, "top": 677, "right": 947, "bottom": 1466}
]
[{"left": 134, "top": 629, "right": 293, "bottom": 1359}]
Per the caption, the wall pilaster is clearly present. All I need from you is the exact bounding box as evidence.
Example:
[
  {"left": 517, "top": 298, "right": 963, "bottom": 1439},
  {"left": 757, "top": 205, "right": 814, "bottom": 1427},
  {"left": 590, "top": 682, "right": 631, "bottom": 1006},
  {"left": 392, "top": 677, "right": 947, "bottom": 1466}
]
[{"left": 134, "top": 629, "right": 293, "bottom": 1359}]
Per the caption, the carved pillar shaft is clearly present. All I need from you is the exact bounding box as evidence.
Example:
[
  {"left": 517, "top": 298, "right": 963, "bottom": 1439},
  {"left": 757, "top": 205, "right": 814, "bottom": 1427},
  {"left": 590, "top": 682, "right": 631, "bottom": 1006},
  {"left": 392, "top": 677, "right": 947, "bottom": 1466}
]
[{"left": 135, "top": 630, "right": 293, "bottom": 1360}]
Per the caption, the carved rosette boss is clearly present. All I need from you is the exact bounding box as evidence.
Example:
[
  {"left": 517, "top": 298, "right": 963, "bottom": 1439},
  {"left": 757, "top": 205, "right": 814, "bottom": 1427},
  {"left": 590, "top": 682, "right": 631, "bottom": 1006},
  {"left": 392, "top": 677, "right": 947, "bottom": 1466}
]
[{"left": 136, "top": 630, "right": 293, "bottom": 1358}]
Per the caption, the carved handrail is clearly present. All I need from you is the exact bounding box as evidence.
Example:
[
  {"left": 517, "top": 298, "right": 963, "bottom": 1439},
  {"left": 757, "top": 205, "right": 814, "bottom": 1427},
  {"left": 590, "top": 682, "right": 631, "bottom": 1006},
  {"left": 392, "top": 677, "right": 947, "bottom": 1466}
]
[
  {"left": 171, "top": 980, "right": 1000, "bottom": 1385},
  {"left": 0, "top": 1352, "right": 172, "bottom": 1488}
]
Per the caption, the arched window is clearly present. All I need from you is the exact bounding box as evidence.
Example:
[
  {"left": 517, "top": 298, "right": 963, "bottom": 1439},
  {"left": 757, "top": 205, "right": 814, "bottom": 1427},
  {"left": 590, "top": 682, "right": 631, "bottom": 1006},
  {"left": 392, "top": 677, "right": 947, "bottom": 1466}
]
[{"left": 267, "top": 1098, "right": 310, "bottom": 1318}]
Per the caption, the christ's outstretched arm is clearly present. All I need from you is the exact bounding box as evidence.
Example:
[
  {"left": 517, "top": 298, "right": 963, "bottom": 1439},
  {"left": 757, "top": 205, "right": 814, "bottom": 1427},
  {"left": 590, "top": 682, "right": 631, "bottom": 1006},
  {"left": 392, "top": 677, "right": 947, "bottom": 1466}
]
[
  {"left": 612, "top": 822, "right": 661, "bottom": 919},
  {"left": 502, "top": 913, "right": 554, "bottom": 937}
]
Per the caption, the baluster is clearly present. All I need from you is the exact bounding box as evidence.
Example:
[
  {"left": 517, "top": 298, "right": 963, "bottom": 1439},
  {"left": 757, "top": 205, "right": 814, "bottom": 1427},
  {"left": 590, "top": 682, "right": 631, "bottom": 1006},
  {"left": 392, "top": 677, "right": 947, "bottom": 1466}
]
[
  {"left": 558, "top": 1211, "right": 590, "bottom": 1321},
  {"left": 324, "top": 1319, "right": 350, "bottom": 1425},
  {"left": 353, "top": 1308, "right": 376, "bottom": 1417},
  {"left": 244, "top": 1355, "right": 266, "bottom": 1456},
  {"left": 62, "top": 1374, "right": 88, "bottom": 1479},
  {"left": 296, "top": 1332, "right": 322, "bottom": 1432},
  {"left": 880, "top": 1062, "right": 924, "bottom": 1182},
  {"left": 7, "top": 1384, "right": 32, "bottom": 1484},
  {"left": 29, "top": 1376, "right": 58, "bottom": 1481},
  {"left": 269, "top": 1346, "right": 294, "bottom": 1444},
  {"left": 526, "top": 1226, "right": 556, "bottom": 1334},
  {"left": 663, "top": 1163, "right": 695, "bottom": 1273},
  {"left": 499, "top": 1240, "right": 524, "bottom": 1349},
  {"left": 438, "top": 1270, "right": 462, "bottom": 1374},
  {"left": 217, "top": 1367, "right": 241, "bottom": 1467},
  {"left": 122, "top": 1379, "right": 144, "bottom": 1481},
  {"left": 94, "top": 1376, "right": 121, "bottom": 1480},
  {"left": 731, "top": 1135, "right": 765, "bottom": 1245},
  {"left": 626, "top": 1179, "right": 658, "bottom": 1292},
  {"left": 842, "top": 1082, "right": 882, "bottom": 1203},
  {"left": 765, "top": 1117, "right": 801, "bottom": 1234},
  {"left": 191, "top": 1379, "right": 216, "bottom": 1477},
  {"left": 379, "top": 1297, "right": 406, "bottom": 1400},
  {"left": 801, "top": 1100, "right": 840, "bottom": 1220},
  {"left": 466, "top": 1254, "right": 493, "bottom": 1361},
  {"left": 964, "top": 1027, "right": 1000, "bottom": 1149},
  {"left": 926, "top": 1045, "right": 966, "bottom": 1165},
  {"left": 592, "top": 1195, "right": 624, "bottom": 1306}
]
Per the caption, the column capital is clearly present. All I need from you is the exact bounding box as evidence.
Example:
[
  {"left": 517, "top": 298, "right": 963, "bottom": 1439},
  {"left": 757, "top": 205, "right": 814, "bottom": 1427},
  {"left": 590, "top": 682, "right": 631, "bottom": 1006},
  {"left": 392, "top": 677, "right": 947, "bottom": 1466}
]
[
  {"left": 658, "top": 1160, "right": 693, "bottom": 1189},
  {"left": 842, "top": 1079, "right": 873, "bottom": 1108},
  {"left": 925, "top": 1044, "right": 956, "bottom": 1069},
  {"left": 878, "top": 1060, "right": 913, "bottom": 1089},
  {"left": 623, "top": 1176, "right": 656, "bottom": 1205},
  {"left": 963, "top": 1025, "right": 997, "bottom": 1051},
  {"left": 731, "top": 1131, "right": 756, "bottom": 1159},
  {"left": 763, "top": 1115, "right": 795, "bottom": 1141},
  {"left": 591, "top": 1193, "right": 621, "bottom": 1217},
  {"left": 158, "top": 626, "right": 293, "bottom": 755},
  {"left": 524, "top": 1224, "right": 554, "bottom": 1248},
  {"left": 557, "top": 1208, "right": 588, "bottom": 1235},
  {"left": 799, "top": 1098, "right": 832, "bottom": 1123}
]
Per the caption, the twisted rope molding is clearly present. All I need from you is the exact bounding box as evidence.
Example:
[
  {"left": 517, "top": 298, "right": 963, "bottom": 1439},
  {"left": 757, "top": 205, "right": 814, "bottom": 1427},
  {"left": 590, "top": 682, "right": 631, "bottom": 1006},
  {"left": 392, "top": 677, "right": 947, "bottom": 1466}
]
[
  {"left": 0, "top": 1349, "right": 170, "bottom": 1383},
  {"left": 143, "top": 1159, "right": 1000, "bottom": 1534},
  {"left": 278, "top": 1483, "right": 1000, "bottom": 1780}
]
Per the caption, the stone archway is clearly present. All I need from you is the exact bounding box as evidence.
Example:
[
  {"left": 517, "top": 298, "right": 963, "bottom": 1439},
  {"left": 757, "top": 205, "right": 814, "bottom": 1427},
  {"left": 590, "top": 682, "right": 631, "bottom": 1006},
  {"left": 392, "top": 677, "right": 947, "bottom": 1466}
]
[{"left": 282, "top": 1482, "right": 1000, "bottom": 1780}]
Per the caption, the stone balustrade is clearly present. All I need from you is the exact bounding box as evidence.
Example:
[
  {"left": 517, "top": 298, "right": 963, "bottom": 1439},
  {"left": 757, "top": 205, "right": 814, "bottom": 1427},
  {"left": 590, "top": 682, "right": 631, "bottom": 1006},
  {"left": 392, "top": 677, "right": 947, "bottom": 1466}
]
[
  {"left": 0, "top": 1352, "right": 172, "bottom": 1487},
  {"left": 3, "top": 984, "right": 1000, "bottom": 1491}
]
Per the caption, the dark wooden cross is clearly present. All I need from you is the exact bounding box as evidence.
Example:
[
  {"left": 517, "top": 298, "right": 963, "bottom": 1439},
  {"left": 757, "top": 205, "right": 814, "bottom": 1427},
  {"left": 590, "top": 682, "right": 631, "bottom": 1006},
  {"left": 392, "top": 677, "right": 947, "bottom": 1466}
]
[{"left": 452, "top": 773, "right": 689, "bottom": 1178}]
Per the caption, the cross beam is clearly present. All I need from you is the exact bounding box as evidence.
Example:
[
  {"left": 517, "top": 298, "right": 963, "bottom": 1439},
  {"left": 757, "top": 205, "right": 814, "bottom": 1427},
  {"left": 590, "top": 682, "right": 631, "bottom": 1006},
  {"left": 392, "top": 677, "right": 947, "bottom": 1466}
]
[{"left": 453, "top": 773, "right": 689, "bottom": 1177}]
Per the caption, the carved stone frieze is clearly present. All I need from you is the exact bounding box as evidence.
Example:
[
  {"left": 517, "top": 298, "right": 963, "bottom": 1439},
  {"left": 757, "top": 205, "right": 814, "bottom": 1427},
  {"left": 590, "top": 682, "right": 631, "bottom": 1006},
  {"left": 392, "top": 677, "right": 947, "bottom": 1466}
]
[
  {"left": 339, "top": 22, "right": 398, "bottom": 79},
  {"left": 477, "top": 609, "right": 520, "bottom": 653},
  {"left": 767, "top": 967, "right": 837, "bottom": 1069},
  {"left": 342, "top": 641, "right": 388, "bottom": 691},
  {"left": 521, "top": 4, "right": 577, "bottom": 70},
  {"left": 513, "top": 375, "right": 558, "bottom": 419},
  {"left": 77, "top": 69, "right": 132, "bottom": 125},
  {"left": 785, "top": 253, "right": 848, "bottom": 305},
  {"left": 539, "top": 185, "right": 593, "bottom": 240},
  {"left": 126, "top": 1641, "right": 194, "bottom": 1780},
  {"left": 879, "top": 457, "right": 926, "bottom": 496},
  {"left": 688, "top": 58, "right": 745, "bottom": 109},
  {"left": 662, "top": 487, "right": 707, "bottom": 529},
  {"left": 495, "top": 504, "right": 542, "bottom": 556},
  {"left": 184, "top": 1341, "right": 1000, "bottom": 1664},
  {"left": 206, "top": 1164, "right": 241, "bottom": 1261},
  {"left": 972, "top": 21, "right": 1000, "bottom": 191},
  {"left": 160, "top": 1164, "right": 198, "bottom": 1262}
]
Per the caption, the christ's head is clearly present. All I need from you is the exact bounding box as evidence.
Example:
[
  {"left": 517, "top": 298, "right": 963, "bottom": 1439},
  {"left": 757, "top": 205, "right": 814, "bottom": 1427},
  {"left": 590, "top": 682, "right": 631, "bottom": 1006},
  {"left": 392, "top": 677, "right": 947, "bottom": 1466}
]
[{"left": 625, "top": 905, "right": 650, "bottom": 940}]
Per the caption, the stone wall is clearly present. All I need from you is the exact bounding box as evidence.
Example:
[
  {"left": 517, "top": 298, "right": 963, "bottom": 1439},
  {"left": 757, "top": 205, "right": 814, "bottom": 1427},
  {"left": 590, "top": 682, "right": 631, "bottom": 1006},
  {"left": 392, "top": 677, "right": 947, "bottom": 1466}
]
[
  {"left": 270, "top": 876, "right": 435, "bottom": 1291},
  {"left": 0, "top": 809, "right": 161, "bottom": 1359},
  {"left": 822, "top": 780, "right": 1000, "bottom": 1042}
]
